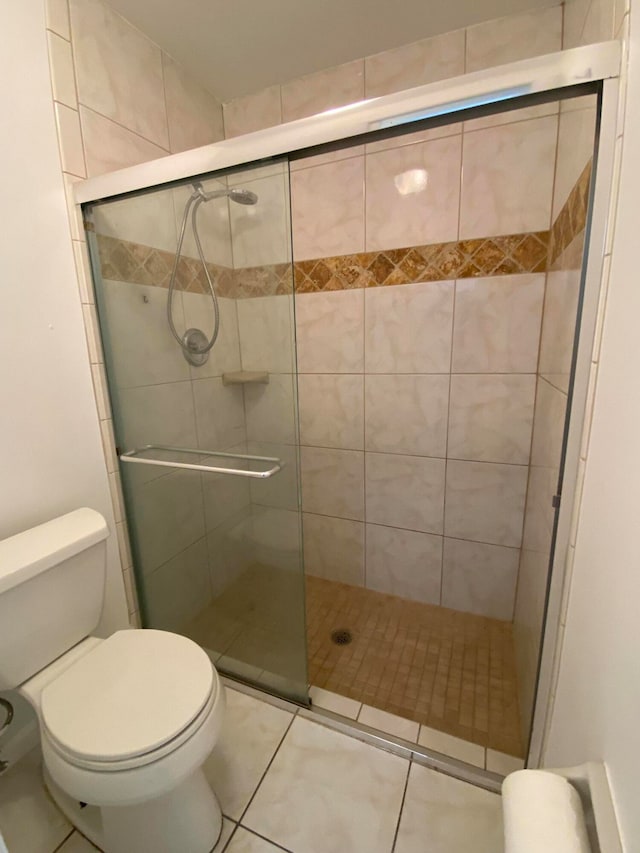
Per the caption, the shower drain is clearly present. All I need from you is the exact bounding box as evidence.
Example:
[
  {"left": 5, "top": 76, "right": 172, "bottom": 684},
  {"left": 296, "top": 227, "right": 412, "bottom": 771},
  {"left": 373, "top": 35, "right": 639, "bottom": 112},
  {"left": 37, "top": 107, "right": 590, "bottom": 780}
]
[{"left": 331, "top": 628, "right": 353, "bottom": 646}]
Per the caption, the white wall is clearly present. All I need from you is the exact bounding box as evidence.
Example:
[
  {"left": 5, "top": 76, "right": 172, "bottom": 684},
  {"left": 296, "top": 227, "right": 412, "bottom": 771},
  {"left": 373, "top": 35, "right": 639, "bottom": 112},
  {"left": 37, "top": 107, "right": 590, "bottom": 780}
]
[
  {"left": 0, "top": 1, "right": 128, "bottom": 636},
  {"left": 544, "top": 5, "right": 640, "bottom": 849}
]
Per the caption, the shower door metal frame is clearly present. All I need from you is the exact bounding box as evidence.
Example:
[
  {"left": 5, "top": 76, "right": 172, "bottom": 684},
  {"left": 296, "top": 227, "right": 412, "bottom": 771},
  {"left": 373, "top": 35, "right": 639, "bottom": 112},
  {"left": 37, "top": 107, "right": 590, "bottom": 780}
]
[{"left": 75, "top": 42, "right": 623, "bottom": 777}]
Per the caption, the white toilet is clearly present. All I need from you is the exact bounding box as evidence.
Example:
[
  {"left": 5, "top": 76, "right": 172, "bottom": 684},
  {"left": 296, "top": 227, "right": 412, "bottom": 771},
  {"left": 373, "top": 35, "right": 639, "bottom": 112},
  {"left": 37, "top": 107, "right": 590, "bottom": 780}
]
[{"left": 0, "top": 508, "right": 226, "bottom": 853}]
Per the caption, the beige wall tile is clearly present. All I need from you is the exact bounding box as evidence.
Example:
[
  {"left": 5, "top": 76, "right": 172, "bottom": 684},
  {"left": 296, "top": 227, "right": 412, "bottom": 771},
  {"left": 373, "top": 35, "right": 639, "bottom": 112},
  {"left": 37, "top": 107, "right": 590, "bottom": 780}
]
[
  {"left": 92, "top": 184, "right": 176, "bottom": 251},
  {"left": 452, "top": 274, "right": 545, "bottom": 373},
  {"left": 133, "top": 470, "right": 205, "bottom": 575},
  {"left": 46, "top": 0, "right": 70, "bottom": 39},
  {"left": 223, "top": 85, "right": 282, "bottom": 138},
  {"left": 100, "top": 280, "right": 189, "bottom": 388},
  {"left": 193, "top": 377, "right": 246, "bottom": 450},
  {"left": 183, "top": 293, "right": 241, "bottom": 380},
  {"left": 72, "top": 240, "right": 94, "bottom": 304},
  {"left": 365, "top": 374, "right": 449, "bottom": 457},
  {"left": 442, "top": 537, "right": 519, "bottom": 620},
  {"left": 301, "top": 446, "right": 364, "bottom": 521},
  {"left": 444, "top": 460, "right": 528, "bottom": 547},
  {"left": 563, "top": 0, "right": 591, "bottom": 48},
  {"left": 229, "top": 172, "right": 291, "bottom": 269},
  {"left": 521, "top": 465, "right": 557, "bottom": 555},
  {"left": 365, "top": 281, "right": 454, "bottom": 373},
  {"left": 70, "top": 0, "right": 169, "bottom": 148},
  {"left": 248, "top": 442, "right": 299, "bottom": 513},
  {"left": 365, "top": 135, "right": 461, "bottom": 251},
  {"left": 245, "top": 373, "right": 298, "bottom": 445},
  {"left": 145, "top": 538, "right": 211, "bottom": 630},
  {"left": 513, "top": 544, "right": 549, "bottom": 734},
  {"left": 365, "top": 524, "right": 442, "bottom": 604},
  {"left": 581, "top": 0, "right": 617, "bottom": 43},
  {"left": 237, "top": 295, "right": 295, "bottom": 373},
  {"left": 80, "top": 106, "right": 166, "bottom": 176},
  {"left": 108, "top": 470, "right": 125, "bottom": 523},
  {"left": 81, "top": 302, "right": 103, "bottom": 363},
  {"left": 202, "top": 469, "right": 251, "bottom": 532},
  {"left": 118, "top": 381, "right": 196, "bottom": 453},
  {"left": 552, "top": 105, "right": 597, "bottom": 218},
  {"left": 460, "top": 115, "right": 557, "bottom": 239},
  {"left": 47, "top": 30, "right": 77, "bottom": 107},
  {"left": 365, "top": 452, "right": 445, "bottom": 534},
  {"left": 54, "top": 102, "right": 85, "bottom": 176},
  {"left": 364, "top": 30, "right": 465, "bottom": 98},
  {"left": 538, "top": 269, "right": 581, "bottom": 393},
  {"left": 91, "top": 362, "right": 111, "bottom": 420},
  {"left": 303, "top": 513, "right": 364, "bottom": 584},
  {"left": 296, "top": 290, "right": 364, "bottom": 373},
  {"left": 99, "top": 417, "right": 118, "bottom": 473},
  {"left": 448, "top": 374, "right": 536, "bottom": 465},
  {"left": 463, "top": 102, "right": 558, "bottom": 134},
  {"left": 365, "top": 123, "right": 462, "bottom": 155},
  {"left": 63, "top": 173, "right": 84, "bottom": 241},
  {"left": 530, "top": 377, "right": 568, "bottom": 469},
  {"left": 465, "top": 6, "right": 562, "bottom": 73},
  {"left": 115, "top": 520, "right": 133, "bottom": 569},
  {"left": 162, "top": 54, "right": 223, "bottom": 154},
  {"left": 290, "top": 145, "right": 365, "bottom": 171},
  {"left": 291, "top": 155, "right": 365, "bottom": 260},
  {"left": 298, "top": 374, "right": 364, "bottom": 450},
  {"left": 281, "top": 59, "right": 364, "bottom": 123}
]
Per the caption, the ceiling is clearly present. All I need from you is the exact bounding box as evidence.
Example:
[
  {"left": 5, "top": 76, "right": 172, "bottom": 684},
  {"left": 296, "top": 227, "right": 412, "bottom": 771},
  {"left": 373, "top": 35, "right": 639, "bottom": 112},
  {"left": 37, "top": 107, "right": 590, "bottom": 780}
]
[{"left": 107, "top": 0, "right": 554, "bottom": 102}]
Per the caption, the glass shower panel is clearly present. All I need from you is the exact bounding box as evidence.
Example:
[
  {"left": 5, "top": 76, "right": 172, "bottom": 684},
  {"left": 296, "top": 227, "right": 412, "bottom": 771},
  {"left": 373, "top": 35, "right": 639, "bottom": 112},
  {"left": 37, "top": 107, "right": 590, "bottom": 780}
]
[{"left": 86, "top": 160, "right": 308, "bottom": 703}]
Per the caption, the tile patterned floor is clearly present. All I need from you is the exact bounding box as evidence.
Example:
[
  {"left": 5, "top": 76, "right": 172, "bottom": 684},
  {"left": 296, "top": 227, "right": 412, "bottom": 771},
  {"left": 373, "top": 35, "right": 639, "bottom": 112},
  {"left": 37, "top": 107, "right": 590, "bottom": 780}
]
[
  {"left": 306, "top": 576, "right": 523, "bottom": 757},
  {"left": 0, "top": 685, "right": 503, "bottom": 853}
]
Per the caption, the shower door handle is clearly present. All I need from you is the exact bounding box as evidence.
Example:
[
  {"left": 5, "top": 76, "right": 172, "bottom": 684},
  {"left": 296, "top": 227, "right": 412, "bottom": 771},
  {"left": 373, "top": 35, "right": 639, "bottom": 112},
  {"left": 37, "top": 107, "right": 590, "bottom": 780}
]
[{"left": 119, "top": 444, "right": 283, "bottom": 479}]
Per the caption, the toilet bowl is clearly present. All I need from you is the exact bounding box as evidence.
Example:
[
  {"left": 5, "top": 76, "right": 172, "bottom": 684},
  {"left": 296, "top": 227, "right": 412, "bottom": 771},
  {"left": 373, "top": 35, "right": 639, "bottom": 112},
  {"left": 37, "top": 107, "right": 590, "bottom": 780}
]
[{"left": 0, "top": 509, "right": 226, "bottom": 853}]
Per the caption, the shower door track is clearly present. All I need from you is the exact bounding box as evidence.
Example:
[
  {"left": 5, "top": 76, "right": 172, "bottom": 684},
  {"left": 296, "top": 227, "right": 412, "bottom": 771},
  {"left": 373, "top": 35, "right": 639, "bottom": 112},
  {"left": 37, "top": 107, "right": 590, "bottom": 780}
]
[{"left": 75, "top": 41, "right": 623, "bottom": 775}]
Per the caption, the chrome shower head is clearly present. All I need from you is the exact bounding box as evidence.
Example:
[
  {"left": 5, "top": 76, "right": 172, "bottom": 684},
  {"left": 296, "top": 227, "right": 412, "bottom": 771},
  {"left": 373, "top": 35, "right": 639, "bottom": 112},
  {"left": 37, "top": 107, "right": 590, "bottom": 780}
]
[
  {"left": 228, "top": 188, "right": 258, "bottom": 205},
  {"left": 191, "top": 182, "right": 258, "bottom": 205}
]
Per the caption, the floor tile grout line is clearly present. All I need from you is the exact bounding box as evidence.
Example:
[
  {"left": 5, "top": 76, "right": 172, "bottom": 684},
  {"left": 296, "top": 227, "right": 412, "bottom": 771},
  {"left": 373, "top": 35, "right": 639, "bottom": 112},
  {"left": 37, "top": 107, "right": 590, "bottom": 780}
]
[
  {"left": 236, "top": 709, "right": 299, "bottom": 827},
  {"left": 236, "top": 825, "right": 295, "bottom": 852},
  {"left": 51, "top": 829, "right": 76, "bottom": 852},
  {"left": 218, "top": 819, "right": 239, "bottom": 853},
  {"left": 390, "top": 757, "right": 413, "bottom": 853}
]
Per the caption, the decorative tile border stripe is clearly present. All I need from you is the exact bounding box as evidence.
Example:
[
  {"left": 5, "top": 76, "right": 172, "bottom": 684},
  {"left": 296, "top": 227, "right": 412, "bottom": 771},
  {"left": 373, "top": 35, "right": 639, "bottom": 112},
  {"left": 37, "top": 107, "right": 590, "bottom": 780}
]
[
  {"left": 96, "top": 233, "right": 235, "bottom": 296},
  {"left": 96, "top": 233, "right": 292, "bottom": 297},
  {"left": 293, "top": 232, "right": 549, "bottom": 294},
  {"left": 548, "top": 158, "right": 592, "bottom": 267},
  {"left": 95, "top": 159, "right": 592, "bottom": 298}
]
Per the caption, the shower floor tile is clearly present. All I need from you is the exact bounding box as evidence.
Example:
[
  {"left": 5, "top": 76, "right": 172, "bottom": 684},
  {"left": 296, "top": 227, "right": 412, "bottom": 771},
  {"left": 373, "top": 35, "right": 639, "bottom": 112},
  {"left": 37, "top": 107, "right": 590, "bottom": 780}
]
[{"left": 305, "top": 576, "right": 523, "bottom": 757}]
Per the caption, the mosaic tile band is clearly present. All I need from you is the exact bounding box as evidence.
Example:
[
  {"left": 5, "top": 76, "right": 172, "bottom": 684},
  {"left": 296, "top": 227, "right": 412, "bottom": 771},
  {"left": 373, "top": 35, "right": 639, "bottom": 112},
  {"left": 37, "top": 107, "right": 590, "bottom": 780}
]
[{"left": 93, "top": 157, "right": 591, "bottom": 296}]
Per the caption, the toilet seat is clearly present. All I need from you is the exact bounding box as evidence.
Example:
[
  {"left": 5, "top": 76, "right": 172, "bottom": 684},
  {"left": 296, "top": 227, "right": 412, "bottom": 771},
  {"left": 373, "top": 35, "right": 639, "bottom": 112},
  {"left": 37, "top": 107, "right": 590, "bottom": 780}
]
[{"left": 41, "top": 630, "right": 216, "bottom": 771}]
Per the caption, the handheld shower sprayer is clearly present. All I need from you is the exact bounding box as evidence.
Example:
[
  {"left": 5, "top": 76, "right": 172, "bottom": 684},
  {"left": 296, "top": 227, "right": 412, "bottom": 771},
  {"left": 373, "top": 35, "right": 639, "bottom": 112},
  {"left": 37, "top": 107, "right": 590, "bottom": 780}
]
[{"left": 166, "top": 181, "right": 258, "bottom": 367}]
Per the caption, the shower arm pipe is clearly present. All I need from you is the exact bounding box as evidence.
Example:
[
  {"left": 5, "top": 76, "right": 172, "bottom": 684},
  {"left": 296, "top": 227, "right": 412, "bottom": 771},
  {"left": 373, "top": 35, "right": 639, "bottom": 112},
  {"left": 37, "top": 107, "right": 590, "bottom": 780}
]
[{"left": 75, "top": 42, "right": 620, "bottom": 206}]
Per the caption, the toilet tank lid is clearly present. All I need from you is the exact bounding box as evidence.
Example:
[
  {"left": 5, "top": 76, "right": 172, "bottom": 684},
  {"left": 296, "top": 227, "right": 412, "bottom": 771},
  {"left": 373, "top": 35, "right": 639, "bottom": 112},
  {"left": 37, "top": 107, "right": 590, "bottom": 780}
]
[{"left": 0, "top": 508, "right": 108, "bottom": 595}]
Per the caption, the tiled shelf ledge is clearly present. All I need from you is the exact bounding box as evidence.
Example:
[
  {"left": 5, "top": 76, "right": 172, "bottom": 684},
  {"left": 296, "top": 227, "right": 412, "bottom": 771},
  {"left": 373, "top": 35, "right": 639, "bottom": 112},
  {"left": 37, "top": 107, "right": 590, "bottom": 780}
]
[{"left": 222, "top": 371, "right": 270, "bottom": 385}]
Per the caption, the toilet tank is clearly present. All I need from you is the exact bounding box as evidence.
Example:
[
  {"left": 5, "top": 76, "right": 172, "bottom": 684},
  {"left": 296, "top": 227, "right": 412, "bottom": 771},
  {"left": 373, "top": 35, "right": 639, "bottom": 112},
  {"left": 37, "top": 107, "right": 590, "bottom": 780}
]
[{"left": 0, "top": 509, "right": 108, "bottom": 690}]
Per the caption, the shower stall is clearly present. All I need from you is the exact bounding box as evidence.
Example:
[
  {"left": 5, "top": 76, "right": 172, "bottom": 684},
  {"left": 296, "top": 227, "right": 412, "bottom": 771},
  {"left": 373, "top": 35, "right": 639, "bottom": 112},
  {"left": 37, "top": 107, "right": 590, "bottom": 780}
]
[{"left": 80, "top": 43, "right": 618, "bottom": 777}]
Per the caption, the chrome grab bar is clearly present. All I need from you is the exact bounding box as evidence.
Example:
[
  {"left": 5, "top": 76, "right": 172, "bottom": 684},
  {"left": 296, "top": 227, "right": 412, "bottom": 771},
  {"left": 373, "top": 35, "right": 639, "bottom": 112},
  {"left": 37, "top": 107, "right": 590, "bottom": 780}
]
[{"left": 119, "top": 445, "right": 283, "bottom": 479}]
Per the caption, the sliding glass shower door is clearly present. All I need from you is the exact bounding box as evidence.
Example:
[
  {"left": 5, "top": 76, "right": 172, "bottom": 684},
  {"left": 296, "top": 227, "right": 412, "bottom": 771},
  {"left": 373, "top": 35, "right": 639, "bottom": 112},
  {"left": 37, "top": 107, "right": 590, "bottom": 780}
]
[{"left": 86, "top": 159, "right": 308, "bottom": 702}]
